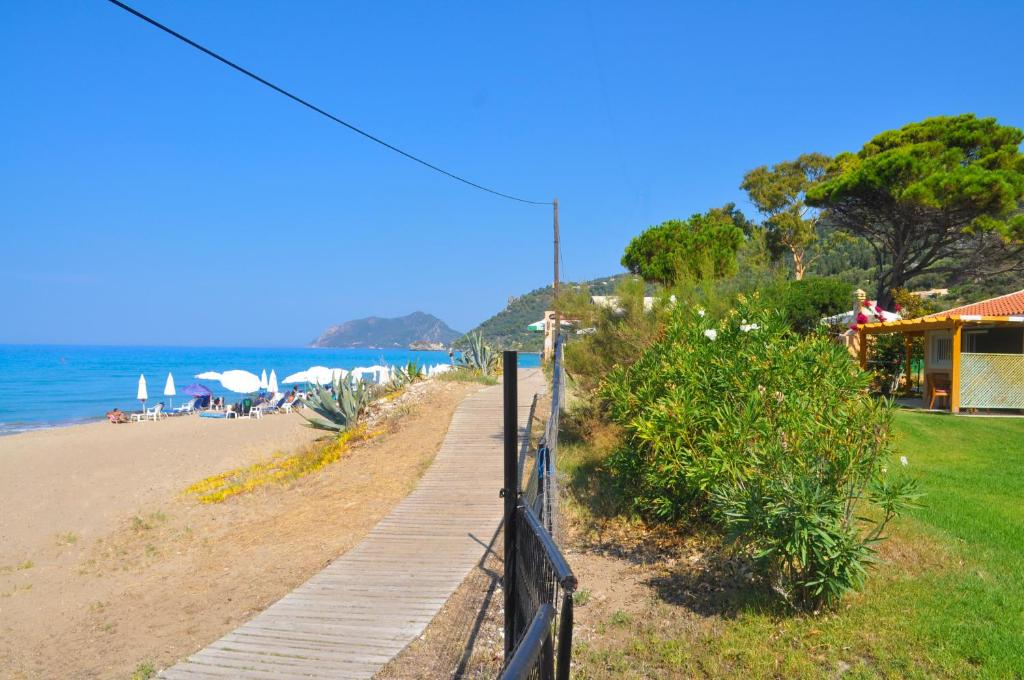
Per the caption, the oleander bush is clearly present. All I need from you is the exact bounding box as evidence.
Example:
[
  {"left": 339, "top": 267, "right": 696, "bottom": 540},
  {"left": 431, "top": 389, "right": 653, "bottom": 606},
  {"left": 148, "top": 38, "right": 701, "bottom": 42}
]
[{"left": 600, "top": 295, "right": 919, "bottom": 608}]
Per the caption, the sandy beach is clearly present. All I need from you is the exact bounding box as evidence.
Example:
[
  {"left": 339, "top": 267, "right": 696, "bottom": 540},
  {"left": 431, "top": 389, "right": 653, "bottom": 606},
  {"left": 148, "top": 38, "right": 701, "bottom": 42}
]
[{"left": 0, "top": 381, "right": 479, "bottom": 679}]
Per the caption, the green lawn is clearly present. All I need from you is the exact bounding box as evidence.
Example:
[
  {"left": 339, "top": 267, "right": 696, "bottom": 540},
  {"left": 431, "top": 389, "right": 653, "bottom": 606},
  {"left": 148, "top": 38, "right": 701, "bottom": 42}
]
[{"left": 566, "top": 411, "right": 1024, "bottom": 678}]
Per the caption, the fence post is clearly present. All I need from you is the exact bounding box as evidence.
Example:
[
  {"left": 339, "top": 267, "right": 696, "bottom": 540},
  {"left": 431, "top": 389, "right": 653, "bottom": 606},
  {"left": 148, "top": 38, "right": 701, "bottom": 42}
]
[
  {"left": 556, "top": 591, "right": 574, "bottom": 680},
  {"left": 502, "top": 350, "right": 519, "bottom": 661}
]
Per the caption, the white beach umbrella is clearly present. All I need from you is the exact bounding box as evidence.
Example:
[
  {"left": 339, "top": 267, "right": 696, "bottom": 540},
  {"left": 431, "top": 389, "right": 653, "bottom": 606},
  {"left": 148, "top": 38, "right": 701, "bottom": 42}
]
[
  {"left": 137, "top": 374, "right": 148, "bottom": 412},
  {"left": 305, "top": 365, "right": 334, "bottom": 385},
  {"left": 219, "top": 370, "right": 261, "bottom": 394},
  {"left": 195, "top": 371, "right": 222, "bottom": 380},
  {"left": 260, "top": 370, "right": 269, "bottom": 390},
  {"left": 268, "top": 370, "right": 279, "bottom": 394},
  {"left": 282, "top": 370, "right": 308, "bottom": 384},
  {"left": 163, "top": 372, "right": 176, "bottom": 408}
]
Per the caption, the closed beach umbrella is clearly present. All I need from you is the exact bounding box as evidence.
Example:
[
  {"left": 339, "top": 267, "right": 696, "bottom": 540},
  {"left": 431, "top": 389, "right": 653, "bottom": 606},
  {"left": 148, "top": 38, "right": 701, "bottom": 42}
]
[
  {"left": 268, "top": 370, "right": 279, "bottom": 394},
  {"left": 137, "top": 374, "right": 148, "bottom": 412},
  {"left": 260, "top": 370, "right": 269, "bottom": 390},
  {"left": 219, "top": 369, "right": 261, "bottom": 394},
  {"left": 163, "top": 372, "right": 176, "bottom": 408}
]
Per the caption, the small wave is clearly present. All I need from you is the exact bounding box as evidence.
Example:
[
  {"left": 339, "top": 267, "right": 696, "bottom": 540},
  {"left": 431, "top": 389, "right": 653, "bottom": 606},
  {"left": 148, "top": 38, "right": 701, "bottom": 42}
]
[{"left": 0, "top": 418, "right": 102, "bottom": 437}]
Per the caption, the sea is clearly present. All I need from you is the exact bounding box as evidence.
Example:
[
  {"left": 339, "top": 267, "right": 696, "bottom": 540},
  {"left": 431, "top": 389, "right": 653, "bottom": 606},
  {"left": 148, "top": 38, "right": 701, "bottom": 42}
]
[{"left": 0, "top": 345, "right": 541, "bottom": 435}]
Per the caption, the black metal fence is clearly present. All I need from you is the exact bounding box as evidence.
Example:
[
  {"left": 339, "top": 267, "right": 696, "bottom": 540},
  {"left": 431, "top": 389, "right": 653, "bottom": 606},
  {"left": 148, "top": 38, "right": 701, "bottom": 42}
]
[{"left": 500, "top": 349, "right": 575, "bottom": 680}]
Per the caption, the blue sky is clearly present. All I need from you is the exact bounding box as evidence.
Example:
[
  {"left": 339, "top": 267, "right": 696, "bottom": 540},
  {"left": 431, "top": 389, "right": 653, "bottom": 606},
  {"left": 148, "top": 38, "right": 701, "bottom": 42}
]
[{"left": 2, "top": 1, "right": 1022, "bottom": 346}]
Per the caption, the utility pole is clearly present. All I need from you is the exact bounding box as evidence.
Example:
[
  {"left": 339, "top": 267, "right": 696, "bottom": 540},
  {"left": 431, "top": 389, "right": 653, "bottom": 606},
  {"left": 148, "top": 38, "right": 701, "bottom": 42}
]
[{"left": 553, "top": 198, "right": 560, "bottom": 354}]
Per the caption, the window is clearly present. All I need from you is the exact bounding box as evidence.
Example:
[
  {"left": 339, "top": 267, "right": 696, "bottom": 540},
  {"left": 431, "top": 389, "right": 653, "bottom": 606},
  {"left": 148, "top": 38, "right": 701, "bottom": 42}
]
[
  {"left": 929, "top": 331, "right": 952, "bottom": 368},
  {"left": 964, "top": 327, "right": 1024, "bottom": 354}
]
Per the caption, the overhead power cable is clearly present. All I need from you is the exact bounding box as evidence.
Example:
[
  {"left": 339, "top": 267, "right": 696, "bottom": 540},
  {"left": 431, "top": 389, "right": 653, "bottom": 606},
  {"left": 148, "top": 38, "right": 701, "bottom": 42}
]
[{"left": 105, "top": 0, "right": 552, "bottom": 206}]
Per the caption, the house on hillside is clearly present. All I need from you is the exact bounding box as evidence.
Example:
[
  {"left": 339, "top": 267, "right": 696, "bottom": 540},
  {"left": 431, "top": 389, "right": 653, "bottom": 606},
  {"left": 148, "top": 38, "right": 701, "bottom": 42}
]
[{"left": 858, "top": 289, "right": 1024, "bottom": 413}]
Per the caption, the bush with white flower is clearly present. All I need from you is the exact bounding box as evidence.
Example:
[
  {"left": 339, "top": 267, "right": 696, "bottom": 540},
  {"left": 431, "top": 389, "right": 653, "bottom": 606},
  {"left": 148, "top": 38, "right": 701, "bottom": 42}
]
[{"left": 600, "top": 294, "right": 919, "bottom": 608}]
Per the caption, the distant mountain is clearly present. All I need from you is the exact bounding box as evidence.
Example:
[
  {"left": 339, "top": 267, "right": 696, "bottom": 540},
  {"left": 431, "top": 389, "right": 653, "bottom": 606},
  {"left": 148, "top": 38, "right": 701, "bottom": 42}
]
[
  {"left": 460, "top": 274, "right": 631, "bottom": 351},
  {"left": 311, "top": 312, "right": 461, "bottom": 349}
]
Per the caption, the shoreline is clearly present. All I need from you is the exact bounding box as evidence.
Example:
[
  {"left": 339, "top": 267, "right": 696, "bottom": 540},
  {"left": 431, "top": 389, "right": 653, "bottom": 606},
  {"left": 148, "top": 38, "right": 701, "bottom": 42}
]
[{"left": 0, "top": 415, "right": 106, "bottom": 437}]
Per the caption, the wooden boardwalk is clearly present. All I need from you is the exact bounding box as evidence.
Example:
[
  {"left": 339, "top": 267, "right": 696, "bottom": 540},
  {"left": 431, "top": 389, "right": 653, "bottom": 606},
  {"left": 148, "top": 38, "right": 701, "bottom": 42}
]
[{"left": 161, "top": 369, "right": 545, "bottom": 679}]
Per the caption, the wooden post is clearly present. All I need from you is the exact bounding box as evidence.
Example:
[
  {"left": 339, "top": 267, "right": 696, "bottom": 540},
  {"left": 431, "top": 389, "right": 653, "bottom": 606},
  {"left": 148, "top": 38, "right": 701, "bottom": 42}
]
[
  {"left": 858, "top": 328, "right": 868, "bottom": 370},
  {"left": 904, "top": 335, "right": 913, "bottom": 393},
  {"left": 553, "top": 198, "right": 560, "bottom": 352},
  {"left": 950, "top": 321, "right": 962, "bottom": 413}
]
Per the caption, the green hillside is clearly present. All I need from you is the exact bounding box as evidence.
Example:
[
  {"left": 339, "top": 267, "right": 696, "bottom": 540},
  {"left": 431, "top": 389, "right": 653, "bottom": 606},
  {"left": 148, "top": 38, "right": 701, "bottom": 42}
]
[{"left": 462, "top": 274, "right": 629, "bottom": 351}]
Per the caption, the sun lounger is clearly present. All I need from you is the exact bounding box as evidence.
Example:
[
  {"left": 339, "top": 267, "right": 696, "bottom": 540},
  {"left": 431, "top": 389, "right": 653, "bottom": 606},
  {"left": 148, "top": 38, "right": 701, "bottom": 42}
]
[
  {"left": 131, "top": 403, "right": 165, "bottom": 422},
  {"left": 171, "top": 398, "right": 198, "bottom": 415},
  {"left": 252, "top": 393, "right": 287, "bottom": 417}
]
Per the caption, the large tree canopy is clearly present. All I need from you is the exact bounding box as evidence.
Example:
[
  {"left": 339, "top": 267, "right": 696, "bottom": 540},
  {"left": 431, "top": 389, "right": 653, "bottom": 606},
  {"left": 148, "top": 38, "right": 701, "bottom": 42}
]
[
  {"left": 621, "top": 205, "right": 746, "bottom": 285},
  {"left": 742, "top": 153, "right": 830, "bottom": 280},
  {"left": 805, "top": 114, "right": 1024, "bottom": 308}
]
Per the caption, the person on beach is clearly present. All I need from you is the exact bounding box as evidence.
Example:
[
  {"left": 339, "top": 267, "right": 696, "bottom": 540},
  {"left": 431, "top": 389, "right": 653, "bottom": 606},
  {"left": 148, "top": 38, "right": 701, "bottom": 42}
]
[{"left": 106, "top": 408, "right": 128, "bottom": 424}]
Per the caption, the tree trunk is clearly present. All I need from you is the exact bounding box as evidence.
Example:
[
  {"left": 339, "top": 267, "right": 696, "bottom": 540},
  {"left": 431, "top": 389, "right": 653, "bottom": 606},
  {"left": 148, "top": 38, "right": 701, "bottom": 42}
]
[{"left": 791, "top": 248, "right": 805, "bottom": 281}]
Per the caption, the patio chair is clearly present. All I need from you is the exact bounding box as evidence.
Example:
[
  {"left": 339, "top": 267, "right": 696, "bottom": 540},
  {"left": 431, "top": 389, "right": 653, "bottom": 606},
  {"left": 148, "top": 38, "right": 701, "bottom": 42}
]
[{"left": 929, "top": 377, "right": 951, "bottom": 410}]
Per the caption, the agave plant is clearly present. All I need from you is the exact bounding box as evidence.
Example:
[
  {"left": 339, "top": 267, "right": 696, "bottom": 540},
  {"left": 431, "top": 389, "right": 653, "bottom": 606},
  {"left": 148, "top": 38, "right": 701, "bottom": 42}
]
[
  {"left": 385, "top": 361, "right": 421, "bottom": 391},
  {"left": 300, "top": 376, "right": 373, "bottom": 433},
  {"left": 458, "top": 332, "right": 498, "bottom": 376}
]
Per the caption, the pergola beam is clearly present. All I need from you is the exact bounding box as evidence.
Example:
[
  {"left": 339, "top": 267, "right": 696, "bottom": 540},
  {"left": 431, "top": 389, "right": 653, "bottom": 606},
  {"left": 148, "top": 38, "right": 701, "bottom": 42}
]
[{"left": 860, "top": 315, "right": 1024, "bottom": 336}]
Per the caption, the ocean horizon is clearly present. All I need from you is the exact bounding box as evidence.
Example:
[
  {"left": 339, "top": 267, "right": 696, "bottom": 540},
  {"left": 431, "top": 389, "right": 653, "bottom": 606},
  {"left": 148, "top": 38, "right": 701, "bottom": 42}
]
[{"left": 0, "top": 344, "right": 540, "bottom": 435}]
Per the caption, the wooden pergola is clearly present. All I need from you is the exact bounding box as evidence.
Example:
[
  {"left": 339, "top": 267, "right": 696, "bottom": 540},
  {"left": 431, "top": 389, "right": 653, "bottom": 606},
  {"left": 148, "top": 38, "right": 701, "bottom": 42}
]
[{"left": 859, "top": 313, "right": 1024, "bottom": 412}]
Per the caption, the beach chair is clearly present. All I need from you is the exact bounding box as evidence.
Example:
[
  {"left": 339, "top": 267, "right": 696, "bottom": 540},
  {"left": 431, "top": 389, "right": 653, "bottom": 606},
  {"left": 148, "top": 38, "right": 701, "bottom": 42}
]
[
  {"left": 253, "top": 393, "right": 286, "bottom": 417},
  {"left": 131, "top": 403, "right": 165, "bottom": 422},
  {"left": 171, "top": 398, "right": 198, "bottom": 415}
]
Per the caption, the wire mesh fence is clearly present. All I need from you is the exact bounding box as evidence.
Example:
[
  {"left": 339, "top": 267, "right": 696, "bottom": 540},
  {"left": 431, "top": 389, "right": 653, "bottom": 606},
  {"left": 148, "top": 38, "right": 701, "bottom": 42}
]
[{"left": 522, "top": 338, "right": 564, "bottom": 538}]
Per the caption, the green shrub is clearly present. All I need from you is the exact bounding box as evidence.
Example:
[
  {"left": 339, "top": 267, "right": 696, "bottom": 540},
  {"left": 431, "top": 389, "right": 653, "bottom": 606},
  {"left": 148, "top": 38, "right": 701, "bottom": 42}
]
[
  {"left": 563, "top": 277, "right": 671, "bottom": 393},
  {"left": 600, "top": 295, "right": 918, "bottom": 608},
  {"left": 436, "top": 368, "right": 498, "bottom": 385},
  {"left": 765, "top": 276, "right": 852, "bottom": 334}
]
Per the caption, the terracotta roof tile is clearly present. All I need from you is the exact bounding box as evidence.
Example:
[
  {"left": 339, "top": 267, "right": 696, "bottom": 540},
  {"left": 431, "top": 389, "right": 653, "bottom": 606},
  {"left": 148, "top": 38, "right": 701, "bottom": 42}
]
[{"left": 925, "top": 289, "right": 1024, "bottom": 318}]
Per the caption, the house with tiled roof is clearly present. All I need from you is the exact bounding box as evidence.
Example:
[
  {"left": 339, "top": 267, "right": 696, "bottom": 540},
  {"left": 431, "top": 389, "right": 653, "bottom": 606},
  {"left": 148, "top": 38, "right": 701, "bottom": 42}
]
[{"left": 858, "top": 290, "right": 1024, "bottom": 413}]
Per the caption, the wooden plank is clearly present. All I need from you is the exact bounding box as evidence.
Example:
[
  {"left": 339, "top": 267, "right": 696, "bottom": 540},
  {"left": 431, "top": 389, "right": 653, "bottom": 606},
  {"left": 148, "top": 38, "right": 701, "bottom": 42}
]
[{"left": 160, "top": 369, "right": 544, "bottom": 680}]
